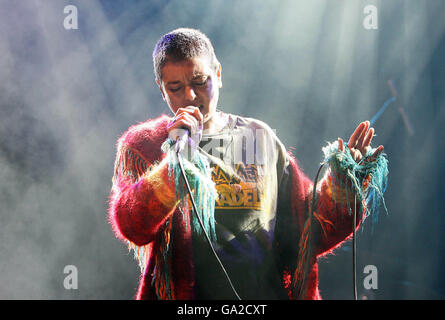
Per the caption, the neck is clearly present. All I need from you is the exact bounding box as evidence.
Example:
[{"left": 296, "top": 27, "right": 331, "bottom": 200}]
[{"left": 203, "top": 111, "right": 227, "bottom": 135}]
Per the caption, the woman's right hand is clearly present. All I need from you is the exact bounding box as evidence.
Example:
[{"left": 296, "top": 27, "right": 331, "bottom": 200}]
[{"left": 167, "top": 106, "right": 204, "bottom": 157}]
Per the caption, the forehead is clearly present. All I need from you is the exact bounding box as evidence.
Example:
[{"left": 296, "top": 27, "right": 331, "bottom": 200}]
[{"left": 160, "top": 56, "right": 213, "bottom": 82}]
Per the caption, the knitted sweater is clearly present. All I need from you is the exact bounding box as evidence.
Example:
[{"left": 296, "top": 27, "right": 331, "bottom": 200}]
[{"left": 108, "top": 113, "right": 387, "bottom": 300}]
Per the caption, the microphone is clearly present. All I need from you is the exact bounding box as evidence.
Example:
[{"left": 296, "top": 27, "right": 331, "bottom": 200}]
[
  {"left": 175, "top": 129, "right": 189, "bottom": 154},
  {"left": 171, "top": 118, "right": 203, "bottom": 157}
]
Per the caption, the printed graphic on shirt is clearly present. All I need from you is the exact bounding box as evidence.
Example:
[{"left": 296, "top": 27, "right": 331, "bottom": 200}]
[{"left": 211, "top": 162, "right": 265, "bottom": 210}]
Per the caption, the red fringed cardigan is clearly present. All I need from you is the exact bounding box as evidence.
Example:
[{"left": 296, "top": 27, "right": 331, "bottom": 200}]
[{"left": 108, "top": 114, "right": 365, "bottom": 300}]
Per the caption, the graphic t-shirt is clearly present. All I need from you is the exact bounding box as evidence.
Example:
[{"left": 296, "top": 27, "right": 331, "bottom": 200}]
[{"left": 193, "top": 112, "right": 291, "bottom": 299}]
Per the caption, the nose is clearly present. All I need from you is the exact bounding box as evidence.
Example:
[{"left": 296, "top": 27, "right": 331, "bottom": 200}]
[{"left": 184, "top": 85, "right": 197, "bottom": 101}]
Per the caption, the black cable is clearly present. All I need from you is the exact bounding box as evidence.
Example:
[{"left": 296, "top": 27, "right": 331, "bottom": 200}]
[
  {"left": 175, "top": 150, "right": 242, "bottom": 300},
  {"left": 353, "top": 156, "right": 369, "bottom": 301},
  {"left": 353, "top": 195, "right": 358, "bottom": 300},
  {"left": 304, "top": 163, "right": 358, "bottom": 301},
  {"left": 298, "top": 162, "right": 326, "bottom": 299}
]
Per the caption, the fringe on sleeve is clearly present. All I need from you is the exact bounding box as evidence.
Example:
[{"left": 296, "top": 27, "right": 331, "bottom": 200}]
[
  {"left": 321, "top": 140, "right": 389, "bottom": 227},
  {"left": 292, "top": 140, "right": 388, "bottom": 299}
]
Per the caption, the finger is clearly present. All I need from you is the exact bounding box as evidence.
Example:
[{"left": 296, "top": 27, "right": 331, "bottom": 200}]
[
  {"left": 338, "top": 137, "right": 344, "bottom": 152},
  {"left": 356, "top": 121, "right": 370, "bottom": 151},
  {"left": 176, "top": 105, "right": 199, "bottom": 113},
  {"left": 177, "top": 113, "right": 200, "bottom": 133},
  {"left": 185, "top": 105, "right": 204, "bottom": 124},
  {"left": 348, "top": 122, "right": 366, "bottom": 149},
  {"left": 168, "top": 119, "right": 193, "bottom": 135},
  {"left": 362, "top": 127, "right": 375, "bottom": 150},
  {"left": 173, "top": 110, "right": 198, "bottom": 124},
  {"left": 364, "top": 146, "right": 371, "bottom": 156},
  {"left": 352, "top": 149, "right": 362, "bottom": 162},
  {"left": 176, "top": 106, "right": 204, "bottom": 124},
  {"left": 167, "top": 116, "right": 178, "bottom": 130},
  {"left": 168, "top": 113, "right": 197, "bottom": 134},
  {"left": 184, "top": 113, "right": 201, "bottom": 134},
  {"left": 368, "top": 145, "right": 384, "bottom": 162}
]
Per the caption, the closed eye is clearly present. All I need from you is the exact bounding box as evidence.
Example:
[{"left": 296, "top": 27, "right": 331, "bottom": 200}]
[
  {"left": 193, "top": 81, "right": 207, "bottom": 88},
  {"left": 168, "top": 87, "right": 181, "bottom": 92},
  {"left": 193, "top": 77, "right": 208, "bottom": 86}
]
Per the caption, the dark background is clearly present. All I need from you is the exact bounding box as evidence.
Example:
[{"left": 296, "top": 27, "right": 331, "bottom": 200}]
[{"left": 0, "top": 0, "right": 444, "bottom": 299}]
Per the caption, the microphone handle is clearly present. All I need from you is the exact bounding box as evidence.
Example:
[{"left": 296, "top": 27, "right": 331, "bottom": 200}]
[{"left": 175, "top": 130, "right": 189, "bottom": 154}]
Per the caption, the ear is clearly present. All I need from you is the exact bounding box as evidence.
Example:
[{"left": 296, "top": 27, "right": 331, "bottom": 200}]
[
  {"left": 216, "top": 63, "right": 222, "bottom": 88},
  {"left": 156, "top": 79, "right": 166, "bottom": 101}
]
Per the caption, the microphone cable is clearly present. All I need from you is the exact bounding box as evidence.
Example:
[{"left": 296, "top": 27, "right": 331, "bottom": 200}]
[
  {"left": 353, "top": 194, "right": 358, "bottom": 300},
  {"left": 297, "top": 162, "right": 325, "bottom": 299},
  {"left": 306, "top": 162, "right": 358, "bottom": 300},
  {"left": 175, "top": 149, "right": 242, "bottom": 300}
]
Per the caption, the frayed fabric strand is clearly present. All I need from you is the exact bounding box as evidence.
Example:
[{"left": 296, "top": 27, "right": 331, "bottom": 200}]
[
  {"left": 149, "top": 138, "right": 218, "bottom": 300},
  {"left": 322, "top": 140, "right": 389, "bottom": 227}
]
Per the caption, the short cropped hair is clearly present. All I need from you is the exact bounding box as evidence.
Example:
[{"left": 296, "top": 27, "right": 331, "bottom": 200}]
[{"left": 152, "top": 28, "right": 220, "bottom": 82}]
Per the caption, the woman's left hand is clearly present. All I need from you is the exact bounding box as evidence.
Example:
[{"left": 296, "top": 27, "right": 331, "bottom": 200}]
[{"left": 337, "top": 121, "right": 384, "bottom": 163}]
